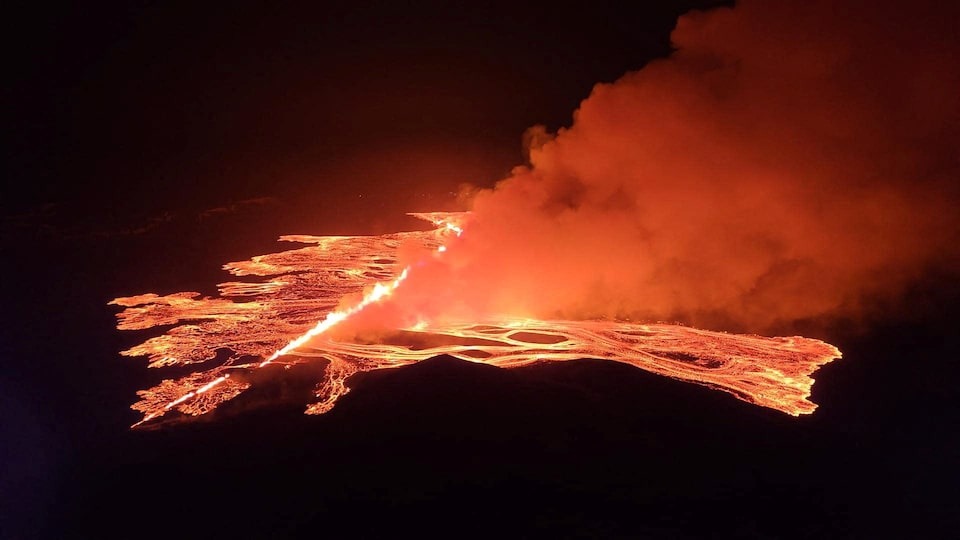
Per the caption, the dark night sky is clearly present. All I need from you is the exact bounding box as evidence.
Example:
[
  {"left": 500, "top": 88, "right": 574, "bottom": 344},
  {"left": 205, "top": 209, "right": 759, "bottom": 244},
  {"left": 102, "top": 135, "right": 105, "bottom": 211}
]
[
  {"left": 4, "top": 1, "right": 725, "bottom": 234},
  {"left": 2, "top": 1, "right": 958, "bottom": 538}
]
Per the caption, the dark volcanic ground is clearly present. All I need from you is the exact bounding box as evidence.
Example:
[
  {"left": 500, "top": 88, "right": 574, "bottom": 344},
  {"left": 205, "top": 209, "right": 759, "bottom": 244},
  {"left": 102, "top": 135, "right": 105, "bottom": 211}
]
[{"left": 1, "top": 214, "right": 958, "bottom": 539}]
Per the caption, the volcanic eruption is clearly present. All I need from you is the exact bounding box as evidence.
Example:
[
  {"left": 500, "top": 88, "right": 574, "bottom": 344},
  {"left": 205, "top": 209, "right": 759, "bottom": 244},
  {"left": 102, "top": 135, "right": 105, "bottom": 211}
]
[{"left": 111, "top": 0, "right": 958, "bottom": 428}]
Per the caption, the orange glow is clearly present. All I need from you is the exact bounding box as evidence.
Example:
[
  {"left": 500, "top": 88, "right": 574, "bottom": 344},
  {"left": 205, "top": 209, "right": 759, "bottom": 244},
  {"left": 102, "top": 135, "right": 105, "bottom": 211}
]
[
  {"left": 112, "top": 213, "right": 840, "bottom": 427},
  {"left": 258, "top": 266, "right": 409, "bottom": 368}
]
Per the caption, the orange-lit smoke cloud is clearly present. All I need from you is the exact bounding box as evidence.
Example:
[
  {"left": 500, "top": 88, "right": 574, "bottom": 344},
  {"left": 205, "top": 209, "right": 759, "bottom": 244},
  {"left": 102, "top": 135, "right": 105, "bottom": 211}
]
[{"left": 352, "top": 0, "right": 960, "bottom": 335}]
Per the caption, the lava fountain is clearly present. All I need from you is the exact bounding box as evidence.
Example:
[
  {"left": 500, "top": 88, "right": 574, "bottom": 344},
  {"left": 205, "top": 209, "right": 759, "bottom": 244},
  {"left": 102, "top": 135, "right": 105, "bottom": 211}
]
[{"left": 111, "top": 212, "right": 840, "bottom": 427}]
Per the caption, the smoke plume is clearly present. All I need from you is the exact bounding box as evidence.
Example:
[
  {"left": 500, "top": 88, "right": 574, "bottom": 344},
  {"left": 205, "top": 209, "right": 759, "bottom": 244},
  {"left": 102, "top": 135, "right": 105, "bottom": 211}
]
[{"left": 355, "top": 0, "right": 960, "bottom": 335}]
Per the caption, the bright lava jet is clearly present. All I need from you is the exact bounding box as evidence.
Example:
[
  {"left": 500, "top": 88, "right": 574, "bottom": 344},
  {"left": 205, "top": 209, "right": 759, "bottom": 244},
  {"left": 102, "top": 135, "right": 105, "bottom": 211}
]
[{"left": 111, "top": 213, "right": 841, "bottom": 428}]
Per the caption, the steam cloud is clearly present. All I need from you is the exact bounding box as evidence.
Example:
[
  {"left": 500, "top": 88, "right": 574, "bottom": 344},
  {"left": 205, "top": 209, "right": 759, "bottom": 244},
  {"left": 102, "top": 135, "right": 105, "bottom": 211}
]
[{"left": 355, "top": 0, "right": 960, "bottom": 335}]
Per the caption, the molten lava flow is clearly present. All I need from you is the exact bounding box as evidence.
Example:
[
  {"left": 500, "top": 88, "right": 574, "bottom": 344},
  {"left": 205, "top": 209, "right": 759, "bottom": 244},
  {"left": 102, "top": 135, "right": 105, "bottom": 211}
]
[{"left": 111, "top": 212, "right": 840, "bottom": 427}]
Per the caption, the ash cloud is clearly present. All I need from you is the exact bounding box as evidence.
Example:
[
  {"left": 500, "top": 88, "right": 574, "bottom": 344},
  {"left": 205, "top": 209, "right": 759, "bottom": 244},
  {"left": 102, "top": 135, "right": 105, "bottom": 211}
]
[{"left": 375, "top": 0, "right": 959, "bottom": 334}]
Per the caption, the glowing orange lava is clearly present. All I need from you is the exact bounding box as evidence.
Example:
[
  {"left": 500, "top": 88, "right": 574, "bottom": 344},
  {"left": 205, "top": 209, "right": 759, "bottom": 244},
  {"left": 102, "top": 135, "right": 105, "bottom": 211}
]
[{"left": 111, "top": 213, "right": 840, "bottom": 427}]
